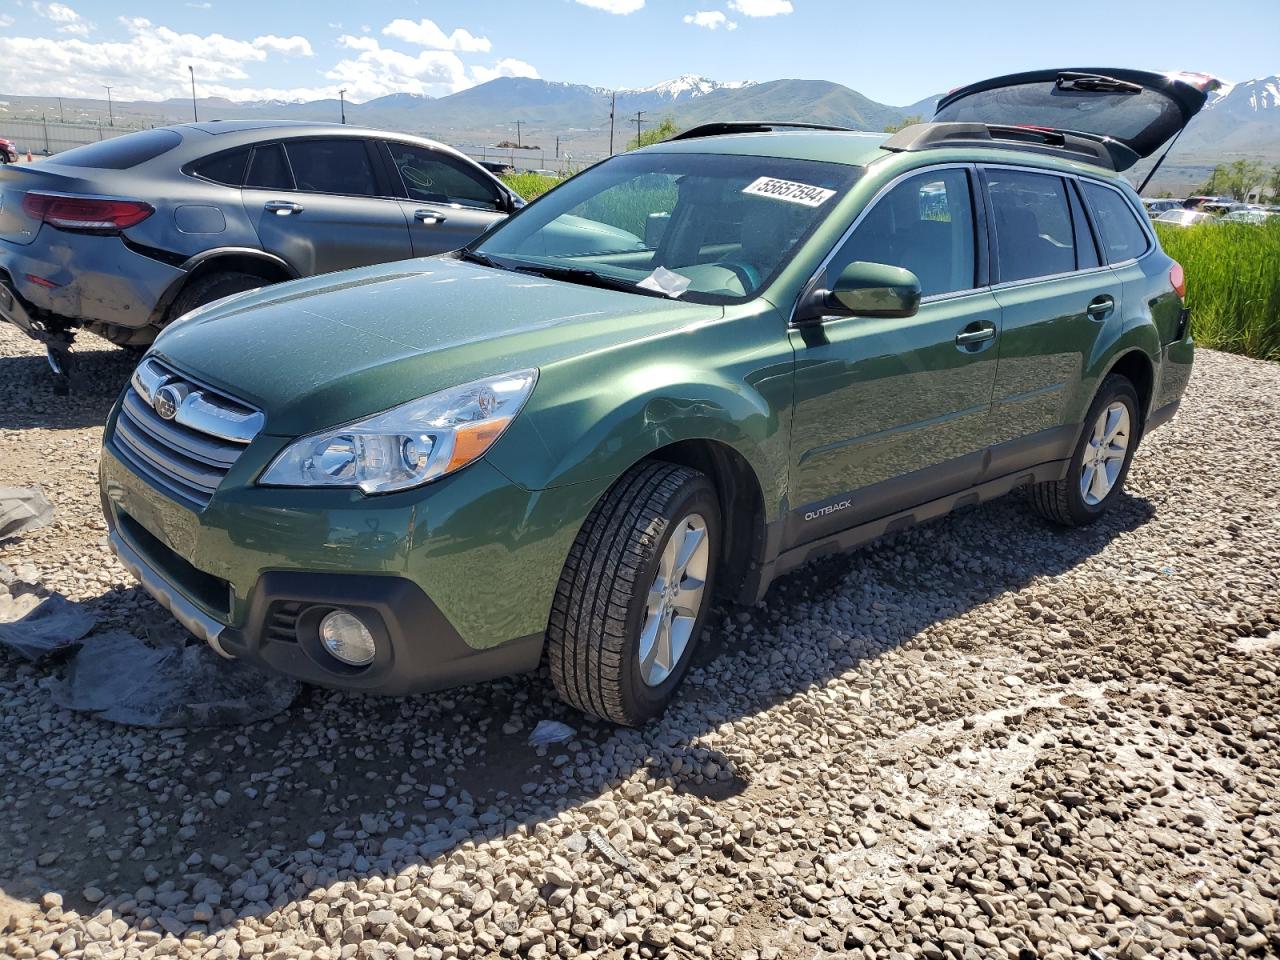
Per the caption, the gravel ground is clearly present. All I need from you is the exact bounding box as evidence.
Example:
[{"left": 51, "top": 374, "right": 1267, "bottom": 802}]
[{"left": 1, "top": 324, "right": 1278, "bottom": 960}]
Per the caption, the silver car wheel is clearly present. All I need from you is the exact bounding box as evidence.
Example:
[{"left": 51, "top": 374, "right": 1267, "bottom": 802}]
[
  {"left": 638, "top": 512, "right": 709, "bottom": 687},
  {"left": 1080, "top": 401, "right": 1131, "bottom": 506}
]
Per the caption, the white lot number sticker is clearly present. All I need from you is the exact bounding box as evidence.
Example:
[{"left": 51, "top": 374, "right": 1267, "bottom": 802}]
[{"left": 742, "top": 176, "right": 836, "bottom": 208}]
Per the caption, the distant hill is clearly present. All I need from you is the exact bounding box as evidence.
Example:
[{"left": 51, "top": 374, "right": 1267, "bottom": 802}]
[{"left": 2, "top": 71, "right": 1276, "bottom": 184}]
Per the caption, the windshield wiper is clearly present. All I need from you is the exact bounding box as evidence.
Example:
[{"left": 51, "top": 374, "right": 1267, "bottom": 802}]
[
  {"left": 508, "top": 263, "right": 664, "bottom": 297},
  {"left": 1056, "top": 72, "right": 1142, "bottom": 94},
  {"left": 457, "top": 249, "right": 503, "bottom": 269}
]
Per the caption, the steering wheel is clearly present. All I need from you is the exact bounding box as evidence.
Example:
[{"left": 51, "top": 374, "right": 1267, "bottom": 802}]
[{"left": 715, "top": 260, "right": 761, "bottom": 293}]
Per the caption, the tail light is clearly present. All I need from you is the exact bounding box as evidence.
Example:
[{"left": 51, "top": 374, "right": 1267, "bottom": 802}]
[
  {"left": 1169, "top": 261, "right": 1186, "bottom": 300},
  {"left": 21, "top": 192, "right": 154, "bottom": 234}
]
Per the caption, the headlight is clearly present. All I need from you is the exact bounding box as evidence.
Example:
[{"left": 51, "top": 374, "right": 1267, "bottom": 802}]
[{"left": 259, "top": 369, "right": 537, "bottom": 494}]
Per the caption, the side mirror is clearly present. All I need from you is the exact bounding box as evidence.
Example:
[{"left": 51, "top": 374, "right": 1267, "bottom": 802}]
[{"left": 799, "top": 261, "right": 922, "bottom": 323}]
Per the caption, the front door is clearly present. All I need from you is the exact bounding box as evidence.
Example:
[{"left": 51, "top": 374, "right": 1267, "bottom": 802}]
[
  {"left": 787, "top": 166, "right": 1000, "bottom": 549},
  {"left": 380, "top": 141, "right": 509, "bottom": 256},
  {"left": 242, "top": 138, "right": 413, "bottom": 276}
]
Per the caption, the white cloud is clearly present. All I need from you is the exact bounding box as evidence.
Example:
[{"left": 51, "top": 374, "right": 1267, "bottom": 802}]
[
  {"left": 683, "top": 10, "right": 736, "bottom": 29},
  {"left": 324, "top": 40, "right": 471, "bottom": 101},
  {"left": 338, "top": 34, "right": 380, "bottom": 52},
  {"left": 0, "top": 18, "right": 327, "bottom": 101},
  {"left": 727, "top": 0, "right": 793, "bottom": 15},
  {"left": 0, "top": 15, "right": 13, "bottom": 29},
  {"left": 0, "top": 14, "right": 539, "bottom": 104},
  {"left": 382, "top": 18, "right": 491, "bottom": 53},
  {"left": 573, "top": 0, "right": 645, "bottom": 14},
  {"left": 252, "top": 35, "right": 314, "bottom": 57},
  {"left": 470, "top": 58, "right": 540, "bottom": 85},
  {"left": 35, "top": 2, "right": 92, "bottom": 36}
]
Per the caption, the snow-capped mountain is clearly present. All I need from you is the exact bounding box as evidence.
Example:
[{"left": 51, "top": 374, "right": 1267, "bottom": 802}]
[
  {"left": 1180, "top": 74, "right": 1280, "bottom": 158},
  {"left": 627, "top": 74, "right": 753, "bottom": 101}
]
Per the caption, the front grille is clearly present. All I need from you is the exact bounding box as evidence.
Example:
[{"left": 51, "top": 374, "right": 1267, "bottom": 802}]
[{"left": 109, "top": 357, "right": 264, "bottom": 510}]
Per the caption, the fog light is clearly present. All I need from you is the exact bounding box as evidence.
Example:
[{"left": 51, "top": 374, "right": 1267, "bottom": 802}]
[{"left": 318, "top": 610, "right": 376, "bottom": 666}]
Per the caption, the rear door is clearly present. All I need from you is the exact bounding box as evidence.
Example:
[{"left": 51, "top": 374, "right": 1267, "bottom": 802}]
[
  {"left": 379, "top": 141, "right": 508, "bottom": 256},
  {"left": 981, "top": 166, "right": 1121, "bottom": 474},
  {"left": 934, "top": 69, "right": 1221, "bottom": 170},
  {"left": 241, "top": 138, "right": 412, "bottom": 276}
]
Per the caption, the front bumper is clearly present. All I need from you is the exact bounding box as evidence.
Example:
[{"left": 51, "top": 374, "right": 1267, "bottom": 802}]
[
  {"left": 99, "top": 421, "right": 595, "bottom": 695},
  {"left": 0, "top": 231, "right": 183, "bottom": 332}
]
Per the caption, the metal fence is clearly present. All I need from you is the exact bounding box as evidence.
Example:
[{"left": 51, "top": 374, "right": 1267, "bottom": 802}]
[
  {"left": 452, "top": 144, "right": 606, "bottom": 176},
  {"left": 0, "top": 116, "right": 163, "bottom": 157}
]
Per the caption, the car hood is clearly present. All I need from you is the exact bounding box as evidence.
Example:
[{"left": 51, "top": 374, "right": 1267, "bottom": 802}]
[{"left": 151, "top": 256, "right": 721, "bottom": 437}]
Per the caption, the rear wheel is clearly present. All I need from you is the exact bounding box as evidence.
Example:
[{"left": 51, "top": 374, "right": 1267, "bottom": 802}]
[
  {"left": 1029, "top": 374, "right": 1140, "bottom": 527},
  {"left": 166, "top": 271, "right": 263, "bottom": 325},
  {"left": 548, "top": 461, "right": 720, "bottom": 725}
]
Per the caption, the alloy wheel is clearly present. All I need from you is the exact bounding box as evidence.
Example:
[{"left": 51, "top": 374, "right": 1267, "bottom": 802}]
[
  {"left": 638, "top": 512, "right": 709, "bottom": 687},
  {"left": 1080, "top": 401, "right": 1131, "bottom": 506}
]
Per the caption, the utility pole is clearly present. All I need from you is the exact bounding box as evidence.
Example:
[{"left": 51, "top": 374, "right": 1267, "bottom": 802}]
[
  {"left": 632, "top": 110, "right": 646, "bottom": 147},
  {"left": 555, "top": 135, "right": 560, "bottom": 159},
  {"left": 512, "top": 120, "right": 523, "bottom": 148},
  {"left": 189, "top": 66, "right": 198, "bottom": 122},
  {"left": 103, "top": 85, "right": 114, "bottom": 127},
  {"left": 608, "top": 92, "right": 616, "bottom": 156},
  {"left": 57, "top": 97, "right": 64, "bottom": 123},
  {"left": 339, "top": 89, "right": 347, "bottom": 124}
]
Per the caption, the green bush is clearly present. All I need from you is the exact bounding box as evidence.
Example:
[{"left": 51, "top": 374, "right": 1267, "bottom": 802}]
[
  {"left": 1154, "top": 219, "right": 1280, "bottom": 361},
  {"left": 500, "top": 171, "right": 561, "bottom": 201}
]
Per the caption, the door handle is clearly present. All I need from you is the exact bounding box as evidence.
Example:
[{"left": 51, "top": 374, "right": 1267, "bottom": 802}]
[
  {"left": 1087, "top": 295, "right": 1115, "bottom": 321},
  {"left": 264, "top": 200, "right": 303, "bottom": 215},
  {"left": 414, "top": 210, "right": 447, "bottom": 225},
  {"left": 955, "top": 321, "right": 997, "bottom": 350}
]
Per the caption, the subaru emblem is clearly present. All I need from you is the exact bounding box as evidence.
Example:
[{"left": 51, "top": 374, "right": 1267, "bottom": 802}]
[{"left": 153, "top": 384, "right": 184, "bottom": 421}]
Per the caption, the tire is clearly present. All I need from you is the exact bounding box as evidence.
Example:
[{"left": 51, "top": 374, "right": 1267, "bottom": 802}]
[
  {"left": 1029, "top": 374, "right": 1141, "bottom": 527},
  {"left": 166, "top": 271, "right": 263, "bottom": 325},
  {"left": 548, "top": 461, "right": 721, "bottom": 726}
]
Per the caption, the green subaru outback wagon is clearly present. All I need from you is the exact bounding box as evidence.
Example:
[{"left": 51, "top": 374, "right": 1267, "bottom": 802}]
[{"left": 100, "top": 69, "right": 1212, "bottom": 724}]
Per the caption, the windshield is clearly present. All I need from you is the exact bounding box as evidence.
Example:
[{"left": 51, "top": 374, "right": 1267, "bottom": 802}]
[{"left": 471, "top": 151, "right": 860, "bottom": 304}]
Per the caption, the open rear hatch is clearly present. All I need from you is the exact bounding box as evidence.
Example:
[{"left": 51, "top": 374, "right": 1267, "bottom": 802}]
[{"left": 933, "top": 68, "right": 1221, "bottom": 171}]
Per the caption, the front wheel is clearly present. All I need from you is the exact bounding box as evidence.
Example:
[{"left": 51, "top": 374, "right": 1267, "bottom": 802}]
[
  {"left": 548, "top": 462, "right": 721, "bottom": 725},
  {"left": 1028, "top": 374, "right": 1141, "bottom": 527}
]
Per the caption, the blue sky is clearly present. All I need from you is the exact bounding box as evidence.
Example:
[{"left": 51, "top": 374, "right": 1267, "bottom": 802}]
[{"left": 0, "top": 0, "right": 1277, "bottom": 105}]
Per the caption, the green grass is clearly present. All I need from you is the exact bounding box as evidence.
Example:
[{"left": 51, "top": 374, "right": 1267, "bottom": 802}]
[
  {"left": 499, "top": 171, "right": 561, "bottom": 201},
  {"left": 1154, "top": 219, "right": 1280, "bottom": 362}
]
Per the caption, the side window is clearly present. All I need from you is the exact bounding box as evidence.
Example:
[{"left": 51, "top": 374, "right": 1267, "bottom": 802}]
[
  {"left": 828, "top": 168, "right": 976, "bottom": 298},
  {"left": 283, "top": 140, "right": 378, "bottom": 197},
  {"left": 191, "top": 148, "right": 249, "bottom": 187},
  {"left": 986, "top": 170, "right": 1077, "bottom": 283},
  {"left": 1067, "top": 183, "right": 1101, "bottom": 270},
  {"left": 244, "top": 143, "right": 293, "bottom": 190},
  {"left": 385, "top": 143, "right": 501, "bottom": 210},
  {"left": 1081, "top": 182, "right": 1151, "bottom": 264}
]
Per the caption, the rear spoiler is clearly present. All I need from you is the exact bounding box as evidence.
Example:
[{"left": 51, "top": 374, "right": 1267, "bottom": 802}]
[{"left": 882, "top": 122, "right": 1121, "bottom": 170}]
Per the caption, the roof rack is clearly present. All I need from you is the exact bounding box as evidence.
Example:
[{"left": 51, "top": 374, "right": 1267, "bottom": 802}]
[
  {"left": 669, "top": 120, "right": 856, "bottom": 141},
  {"left": 881, "top": 122, "right": 1117, "bottom": 170}
]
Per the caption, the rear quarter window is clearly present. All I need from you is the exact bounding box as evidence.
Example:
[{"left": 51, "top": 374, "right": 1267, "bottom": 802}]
[
  {"left": 1081, "top": 182, "right": 1151, "bottom": 264},
  {"left": 51, "top": 129, "right": 183, "bottom": 170},
  {"left": 189, "top": 148, "right": 250, "bottom": 187}
]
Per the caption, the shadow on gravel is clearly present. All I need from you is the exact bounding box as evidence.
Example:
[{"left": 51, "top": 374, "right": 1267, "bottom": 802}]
[
  {"left": 0, "top": 486, "right": 1158, "bottom": 935},
  {"left": 0, "top": 345, "right": 135, "bottom": 431}
]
